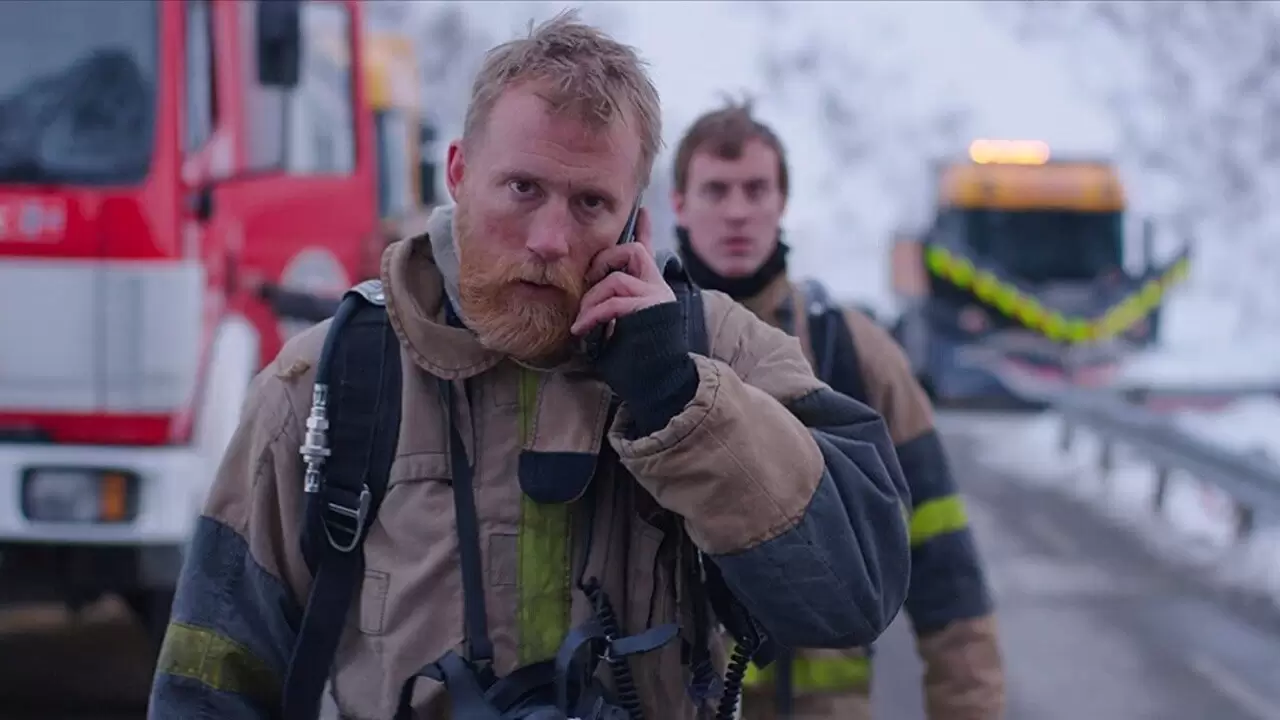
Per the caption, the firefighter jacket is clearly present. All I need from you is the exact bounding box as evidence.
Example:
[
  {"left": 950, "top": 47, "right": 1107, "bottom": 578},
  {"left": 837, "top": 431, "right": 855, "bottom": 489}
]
[
  {"left": 738, "top": 273, "right": 1006, "bottom": 720},
  {"left": 147, "top": 220, "right": 915, "bottom": 719}
]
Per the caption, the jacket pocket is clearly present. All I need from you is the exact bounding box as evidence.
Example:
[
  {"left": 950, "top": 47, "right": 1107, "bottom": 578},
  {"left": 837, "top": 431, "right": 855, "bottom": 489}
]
[{"left": 358, "top": 569, "right": 390, "bottom": 635}]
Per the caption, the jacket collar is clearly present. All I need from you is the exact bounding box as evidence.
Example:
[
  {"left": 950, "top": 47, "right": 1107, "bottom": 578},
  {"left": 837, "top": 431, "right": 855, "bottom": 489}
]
[
  {"left": 740, "top": 272, "right": 795, "bottom": 329},
  {"left": 381, "top": 233, "right": 506, "bottom": 380}
]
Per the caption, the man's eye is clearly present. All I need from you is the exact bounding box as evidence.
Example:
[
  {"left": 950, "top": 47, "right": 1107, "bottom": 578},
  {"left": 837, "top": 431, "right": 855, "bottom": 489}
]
[
  {"left": 508, "top": 179, "right": 537, "bottom": 196},
  {"left": 579, "top": 195, "right": 605, "bottom": 211}
]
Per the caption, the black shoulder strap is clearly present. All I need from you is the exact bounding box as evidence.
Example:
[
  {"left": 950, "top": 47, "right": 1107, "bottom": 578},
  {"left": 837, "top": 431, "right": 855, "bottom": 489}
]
[
  {"left": 283, "top": 279, "right": 402, "bottom": 720},
  {"left": 801, "top": 279, "right": 868, "bottom": 405},
  {"left": 659, "top": 250, "right": 708, "bottom": 356}
]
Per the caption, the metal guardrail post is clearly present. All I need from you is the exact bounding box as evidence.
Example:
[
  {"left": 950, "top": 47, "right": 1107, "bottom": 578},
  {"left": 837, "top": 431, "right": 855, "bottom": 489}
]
[
  {"left": 1017, "top": 380, "right": 1280, "bottom": 548},
  {"left": 1152, "top": 466, "right": 1170, "bottom": 513},
  {"left": 1099, "top": 438, "right": 1114, "bottom": 478},
  {"left": 1235, "top": 505, "right": 1255, "bottom": 542}
]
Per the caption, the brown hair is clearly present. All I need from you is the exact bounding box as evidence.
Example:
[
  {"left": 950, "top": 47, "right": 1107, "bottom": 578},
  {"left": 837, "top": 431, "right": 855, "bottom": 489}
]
[
  {"left": 672, "top": 98, "right": 790, "bottom": 197},
  {"left": 462, "top": 9, "right": 663, "bottom": 187}
]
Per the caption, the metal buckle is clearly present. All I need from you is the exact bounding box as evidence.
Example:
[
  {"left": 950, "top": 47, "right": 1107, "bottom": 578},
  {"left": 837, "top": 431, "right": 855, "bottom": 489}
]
[{"left": 322, "top": 484, "right": 372, "bottom": 552}]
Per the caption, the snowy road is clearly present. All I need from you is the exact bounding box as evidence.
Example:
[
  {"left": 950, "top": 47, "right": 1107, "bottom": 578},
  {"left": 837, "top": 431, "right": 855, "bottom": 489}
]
[
  {"left": 872, "top": 412, "right": 1280, "bottom": 720},
  {"left": 3, "top": 413, "right": 1280, "bottom": 719}
]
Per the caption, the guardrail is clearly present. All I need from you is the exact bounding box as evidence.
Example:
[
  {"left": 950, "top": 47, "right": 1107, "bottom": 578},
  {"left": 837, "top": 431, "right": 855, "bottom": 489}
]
[
  {"left": 1049, "top": 389, "right": 1280, "bottom": 542},
  {"left": 1112, "top": 382, "right": 1280, "bottom": 412}
]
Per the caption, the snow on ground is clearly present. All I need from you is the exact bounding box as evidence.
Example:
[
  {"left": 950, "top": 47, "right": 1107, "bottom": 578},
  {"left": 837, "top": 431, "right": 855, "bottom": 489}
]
[
  {"left": 1173, "top": 397, "right": 1280, "bottom": 466},
  {"left": 1115, "top": 291, "right": 1280, "bottom": 389},
  {"left": 1119, "top": 342, "right": 1280, "bottom": 390},
  {"left": 966, "top": 410, "right": 1280, "bottom": 608}
]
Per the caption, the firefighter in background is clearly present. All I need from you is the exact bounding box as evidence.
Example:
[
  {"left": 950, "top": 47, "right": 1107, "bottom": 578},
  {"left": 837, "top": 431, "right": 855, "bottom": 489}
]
[{"left": 671, "top": 101, "right": 1005, "bottom": 720}]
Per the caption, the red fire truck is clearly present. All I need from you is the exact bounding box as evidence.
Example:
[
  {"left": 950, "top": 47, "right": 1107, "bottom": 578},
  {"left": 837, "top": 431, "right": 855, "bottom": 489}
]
[{"left": 0, "top": 0, "right": 399, "bottom": 639}]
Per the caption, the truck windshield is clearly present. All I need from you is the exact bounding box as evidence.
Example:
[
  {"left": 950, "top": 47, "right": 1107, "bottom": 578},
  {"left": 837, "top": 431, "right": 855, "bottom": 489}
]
[
  {"left": 963, "top": 209, "right": 1124, "bottom": 284},
  {"left": 0, "top": 0, "right": 158, "bottom": 186}
]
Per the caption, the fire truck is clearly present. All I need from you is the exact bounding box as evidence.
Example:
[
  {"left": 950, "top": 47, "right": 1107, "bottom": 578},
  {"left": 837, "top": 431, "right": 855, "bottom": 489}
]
[
  {"left": 365, "top": 30, "right": 439, "bottom": 241},
  {"left": 889, "top": 139, "right": 1192, "bottom": 406},
  {"left": 256, "top": 25, "right": 441, "bottom": 330},
  {"left": 0, "top": 0, "right": 420, "bottom": 640}
]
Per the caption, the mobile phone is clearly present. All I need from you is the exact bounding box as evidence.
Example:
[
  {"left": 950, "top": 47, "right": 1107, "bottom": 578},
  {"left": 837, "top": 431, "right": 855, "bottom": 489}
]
[{"left": 582, "top": 201, "right": 641, "bottom": 362}]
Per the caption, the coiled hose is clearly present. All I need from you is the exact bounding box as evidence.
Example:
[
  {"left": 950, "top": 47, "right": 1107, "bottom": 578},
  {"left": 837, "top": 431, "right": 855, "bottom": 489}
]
[
  {"left": 584, "top": 579, "right": 643, "bottom": 720},
  {"left": 716, "top": 621, "right": 762, "bottom": 720}
]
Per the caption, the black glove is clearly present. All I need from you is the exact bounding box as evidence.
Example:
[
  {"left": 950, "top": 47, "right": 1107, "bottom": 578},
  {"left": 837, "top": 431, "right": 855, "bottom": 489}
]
[{"left": 595, "top": 301, "right": 699, "bottom": 437}]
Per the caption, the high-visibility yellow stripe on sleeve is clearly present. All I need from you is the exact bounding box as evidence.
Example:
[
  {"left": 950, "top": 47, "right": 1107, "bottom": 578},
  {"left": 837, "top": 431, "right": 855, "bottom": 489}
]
[
  {"left": 909, "top": 495, "right": 969, "bottom": 547},
  {"left": 742, "top": 653, "right": 872, "bottom": 693},
  {"left": 155, "top": 622, "right": 280, "bottom": 704},
  {"left": 516, "top": 368, "right": 572, "bottom": 664}
]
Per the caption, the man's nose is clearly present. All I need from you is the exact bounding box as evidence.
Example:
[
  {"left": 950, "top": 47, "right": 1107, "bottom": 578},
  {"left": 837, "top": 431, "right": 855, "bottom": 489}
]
[
  {"left": 723, "top": 188, "right": 752, "bottom": 222},
  {"left": 525, "top": 206, "right": 572, "bottom": 262}
]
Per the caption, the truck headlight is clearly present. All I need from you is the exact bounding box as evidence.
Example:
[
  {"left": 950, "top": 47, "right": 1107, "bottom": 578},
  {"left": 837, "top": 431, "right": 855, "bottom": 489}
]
[{"left": 21, "top": 467, "right": 138, "bottom": 523}]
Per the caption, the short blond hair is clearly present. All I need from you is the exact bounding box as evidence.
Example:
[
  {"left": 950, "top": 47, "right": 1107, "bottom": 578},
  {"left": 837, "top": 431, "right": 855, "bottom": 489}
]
[{"left": 462, "top": 9, "right": 662, "bottom": 187}]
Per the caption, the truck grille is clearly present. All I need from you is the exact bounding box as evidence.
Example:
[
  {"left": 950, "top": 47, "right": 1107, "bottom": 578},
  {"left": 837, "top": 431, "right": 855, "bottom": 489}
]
[{"left": 0, "top": 258, "right": 204, "bottom": 414}]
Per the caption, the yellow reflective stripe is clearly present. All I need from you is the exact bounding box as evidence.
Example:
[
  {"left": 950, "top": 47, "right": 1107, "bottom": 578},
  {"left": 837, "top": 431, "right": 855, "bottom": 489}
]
[
  {"left": 516, "top": 368, "right": 571, "bottom": 664},
  {"left": 921, "top": 245, "right": 1194, "bottom": 346},
  {"left": 924, "top": 246, "right": 952, "bottom": 277},
  {"left": 909, "top": 495, "right": 969, "bottom": 547},
  {"left": 155, "top": 621, "right": 279, "bottom": 703},
  {"left": 972, "top": 270, "right": 999, "bottom": 302},
  {"left": 742, "top": 654, "right": 872, "bottom": 692},
  {"left": 950, "top": 256, "right": 975, "bottom": 286}
]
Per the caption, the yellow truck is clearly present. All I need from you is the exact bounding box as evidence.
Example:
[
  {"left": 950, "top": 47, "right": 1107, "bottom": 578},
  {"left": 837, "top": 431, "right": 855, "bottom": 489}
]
[{"left": 889, "top": 139, "right": 1191, "bottom": 404}]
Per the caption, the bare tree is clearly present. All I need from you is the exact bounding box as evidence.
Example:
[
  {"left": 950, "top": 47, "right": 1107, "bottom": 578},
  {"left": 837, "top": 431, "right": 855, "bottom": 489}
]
[
  {"left": 410, "top": 1, "right": 495, "bottom": 139},
  {"left": 1000, "top": 1, "right": 1280, "bottom": 330},
  {"left": 751, "top": 10, "right": 973, "bottom": 267}
]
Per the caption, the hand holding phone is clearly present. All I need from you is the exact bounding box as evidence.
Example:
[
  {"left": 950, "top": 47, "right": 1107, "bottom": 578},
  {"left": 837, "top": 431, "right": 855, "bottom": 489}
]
[{"left": 581, "top": 202, "right": 641, "bottom": 362}]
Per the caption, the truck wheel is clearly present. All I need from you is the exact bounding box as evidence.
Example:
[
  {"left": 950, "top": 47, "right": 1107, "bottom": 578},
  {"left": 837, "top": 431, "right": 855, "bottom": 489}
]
[{"left": 123, "top": 589, "right": 175, "bottom": 651}]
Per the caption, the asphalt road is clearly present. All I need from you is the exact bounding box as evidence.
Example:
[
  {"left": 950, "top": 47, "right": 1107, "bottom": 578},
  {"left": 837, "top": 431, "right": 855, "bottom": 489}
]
[
  {"left": 3, "top": 411, "right": 1279, "bottom": 719},
  {"left": 872, "top": 412, "right": 1280, "bottom": 720},
  {"left": 0, "top": 598, "right": 152, "bottom": 719}
]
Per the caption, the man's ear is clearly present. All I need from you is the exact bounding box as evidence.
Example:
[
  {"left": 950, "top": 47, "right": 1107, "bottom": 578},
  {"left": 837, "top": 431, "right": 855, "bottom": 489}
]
[
  {"left": 445, "top": 139, "right": 465, "bottom": 202},
  {"left": 635, "top": 206, "right": 653, "bottom": 252},
  {"left": 670, "top": 189, "right": 687, "bottom": 227}
]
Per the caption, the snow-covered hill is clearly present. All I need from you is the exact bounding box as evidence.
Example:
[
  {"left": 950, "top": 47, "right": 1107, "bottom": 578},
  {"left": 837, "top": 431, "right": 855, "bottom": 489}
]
[{"left": 404, "top": 0, "right": 1278, "bottom": 349}]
